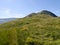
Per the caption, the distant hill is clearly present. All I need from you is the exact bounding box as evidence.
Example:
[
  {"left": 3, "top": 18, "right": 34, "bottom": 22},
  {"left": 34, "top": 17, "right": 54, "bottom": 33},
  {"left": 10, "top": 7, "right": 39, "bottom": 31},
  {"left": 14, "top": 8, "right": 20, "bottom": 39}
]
[
  {"left": 0, "top": 10, "right": 60, "bottom": 45},
  {"left": 0, "top": 18, "right": 16, "bottom": 24}
]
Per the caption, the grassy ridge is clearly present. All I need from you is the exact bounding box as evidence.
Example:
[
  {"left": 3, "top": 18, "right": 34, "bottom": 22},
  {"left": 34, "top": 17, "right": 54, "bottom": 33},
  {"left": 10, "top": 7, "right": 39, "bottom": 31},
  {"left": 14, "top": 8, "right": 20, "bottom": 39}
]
[{"left": 0, "top": 12, "right": 60, "bottom": 45}]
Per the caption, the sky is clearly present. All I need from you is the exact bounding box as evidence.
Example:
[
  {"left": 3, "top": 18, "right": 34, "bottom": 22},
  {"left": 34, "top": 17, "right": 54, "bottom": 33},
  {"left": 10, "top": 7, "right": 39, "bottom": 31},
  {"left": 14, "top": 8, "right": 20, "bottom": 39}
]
[{"left": 0, "top": 0, "right": 60, "bottom": 18}]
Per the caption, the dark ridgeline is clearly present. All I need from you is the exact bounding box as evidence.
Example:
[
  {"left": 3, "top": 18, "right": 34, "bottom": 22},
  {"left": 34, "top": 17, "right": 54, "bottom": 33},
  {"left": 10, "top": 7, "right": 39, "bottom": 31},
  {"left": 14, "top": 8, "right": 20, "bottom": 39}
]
[
  {"left": 40, "top": 10, "right": 57, "bottom": 17},
  {"left": 27, "top": 10, "right": 57, "bottom": 17}
]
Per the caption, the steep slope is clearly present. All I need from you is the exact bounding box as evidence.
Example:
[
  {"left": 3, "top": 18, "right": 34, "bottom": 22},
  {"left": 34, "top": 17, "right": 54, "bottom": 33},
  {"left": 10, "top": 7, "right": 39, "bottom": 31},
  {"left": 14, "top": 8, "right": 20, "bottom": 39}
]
[{"left": 0, "top": 10, "right": 60, "bottom": 45}]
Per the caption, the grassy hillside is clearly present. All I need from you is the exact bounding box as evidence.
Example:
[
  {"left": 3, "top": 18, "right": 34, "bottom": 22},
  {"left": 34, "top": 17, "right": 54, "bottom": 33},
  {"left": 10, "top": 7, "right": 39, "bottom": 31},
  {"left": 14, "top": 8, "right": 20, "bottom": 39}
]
[{"left": 0, "top": 10, "right": 60, "bottom": 45}]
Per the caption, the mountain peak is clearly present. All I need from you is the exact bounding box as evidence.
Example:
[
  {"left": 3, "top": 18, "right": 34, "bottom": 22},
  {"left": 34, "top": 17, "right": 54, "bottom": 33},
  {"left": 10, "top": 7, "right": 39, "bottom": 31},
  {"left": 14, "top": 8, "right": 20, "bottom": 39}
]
[
  {"left": 40, "top": 10, "right": 57, "bottom": 17},
  {"left": 26, "top": 10, "right": 57, "bottom": 18}
]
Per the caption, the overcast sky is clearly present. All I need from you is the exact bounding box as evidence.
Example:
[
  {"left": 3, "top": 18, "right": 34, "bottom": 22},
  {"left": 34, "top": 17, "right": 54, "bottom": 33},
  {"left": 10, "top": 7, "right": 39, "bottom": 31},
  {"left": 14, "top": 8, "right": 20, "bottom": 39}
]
[{"left": 0, "top": 0, "right": 60, "bottom": 18}]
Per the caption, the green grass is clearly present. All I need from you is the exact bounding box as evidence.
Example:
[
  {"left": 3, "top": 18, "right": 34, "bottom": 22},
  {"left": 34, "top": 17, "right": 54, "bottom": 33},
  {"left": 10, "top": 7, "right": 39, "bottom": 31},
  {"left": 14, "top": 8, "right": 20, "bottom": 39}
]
[{"left": 0, "top": 12, "right": 60, "bottom": 45}]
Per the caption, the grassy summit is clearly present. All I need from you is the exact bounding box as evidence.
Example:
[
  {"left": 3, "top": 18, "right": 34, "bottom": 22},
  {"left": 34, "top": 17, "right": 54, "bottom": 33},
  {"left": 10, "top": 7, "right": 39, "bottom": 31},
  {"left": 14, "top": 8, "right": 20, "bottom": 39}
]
[{"left": 0, "top": 10, "right": 60, "bottom": 45}]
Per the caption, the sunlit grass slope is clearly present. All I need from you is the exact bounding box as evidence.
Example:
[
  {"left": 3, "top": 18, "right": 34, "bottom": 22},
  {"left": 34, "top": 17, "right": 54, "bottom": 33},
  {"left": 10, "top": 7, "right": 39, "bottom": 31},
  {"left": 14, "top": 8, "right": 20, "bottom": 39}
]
[{"left": 0, "top": 10, "right": 60, "bottom": 45}]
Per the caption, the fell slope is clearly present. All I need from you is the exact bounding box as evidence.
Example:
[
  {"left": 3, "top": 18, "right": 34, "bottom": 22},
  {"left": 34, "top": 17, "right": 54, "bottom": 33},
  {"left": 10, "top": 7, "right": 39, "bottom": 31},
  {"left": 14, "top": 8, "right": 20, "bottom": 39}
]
[{"left": 0, "top": 10, "right": 60, "bottom": 45}]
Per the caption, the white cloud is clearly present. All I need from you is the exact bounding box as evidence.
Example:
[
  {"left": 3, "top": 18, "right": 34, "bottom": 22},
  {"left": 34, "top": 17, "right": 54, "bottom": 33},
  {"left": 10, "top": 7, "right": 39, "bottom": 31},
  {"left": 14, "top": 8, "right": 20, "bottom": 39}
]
[{"left": 0, "top": 8, "right": 24, "bottom": 18}]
